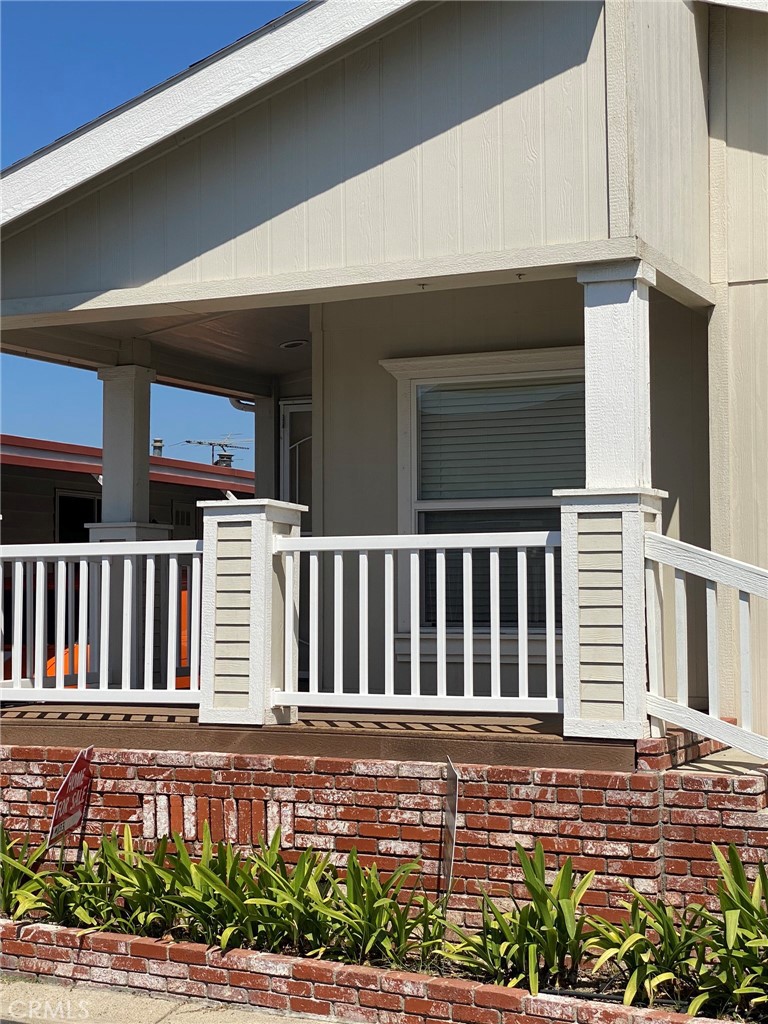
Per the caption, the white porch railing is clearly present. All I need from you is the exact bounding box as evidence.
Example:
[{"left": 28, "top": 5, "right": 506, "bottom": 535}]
[
  {"left": 273, "top": 531, "right": 562, "bottom": 713},
  {"left": 1, "top": 540, "right": 203, "bottom": 703},
  {"left": 645, "top": 532, "right": 768, "bottom": 759}
]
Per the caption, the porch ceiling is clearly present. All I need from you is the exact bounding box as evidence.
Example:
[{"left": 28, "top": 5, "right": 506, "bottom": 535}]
[{"left": 2, "top": 303, "right": 311, "bottom": 398}]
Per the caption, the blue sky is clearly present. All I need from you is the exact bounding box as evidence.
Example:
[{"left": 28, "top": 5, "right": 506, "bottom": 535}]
[{"left": 1, "top": 0, "right": 299, "bottom": 465}]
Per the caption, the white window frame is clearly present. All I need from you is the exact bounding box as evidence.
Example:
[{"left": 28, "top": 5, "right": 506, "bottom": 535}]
[
  {"left": 279, "top": 398, "right": 312, "bottom": 524},
  {"left": 380, "top": 346, "right": 586, "bottom": 538}
]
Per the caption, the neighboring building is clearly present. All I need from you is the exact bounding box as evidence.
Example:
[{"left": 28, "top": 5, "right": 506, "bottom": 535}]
[
  {"left": 0, "top": 434, "right": 255, "bottom": 544},
  {"left": 0, "top": 0, "right": 766, "bottom": 761}
]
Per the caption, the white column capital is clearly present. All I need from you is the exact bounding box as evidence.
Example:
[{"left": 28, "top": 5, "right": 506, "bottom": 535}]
[
  {"left": 577, "top": 259, "right": 656, "bottom": 290},
  {"left": 98, "top": 364, "right": 156, "bottom": 384}
]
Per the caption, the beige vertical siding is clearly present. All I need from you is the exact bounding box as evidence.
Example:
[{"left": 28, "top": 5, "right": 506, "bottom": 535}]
[
  {"left": 726, "top": 9, "right": 768, "bottom": 285},
  {"left": 649, "top": 293, "right": 711, "bottom": 709},
  {"left": 629, "top": 0, "right": 710, "bottom": 282},
  {"left": 577, "top": 513, "right": 624, "bottom": 720},
  {"left": 1, "top": 2, "right": 608, "bottom": 301},
  {"left": 729, "top": 283, "right": 768, "bottom": 731},
  {"left": 211, "top": 521, "right": 252, "bottom": 709},
  {"left": 711, "top": 8, "right": 768, "bottom": 731}
]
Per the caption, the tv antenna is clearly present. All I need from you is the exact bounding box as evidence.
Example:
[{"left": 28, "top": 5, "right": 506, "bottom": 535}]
[{"left": 183, "top": 434, "right": 253, "bottom": 467}]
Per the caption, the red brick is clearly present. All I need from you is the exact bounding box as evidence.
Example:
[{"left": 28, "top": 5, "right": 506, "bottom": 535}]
[
  {"left": 228, "top": 970, "right": 270, "bottom": 990},
  {"left": 474, "top": 986, "right": 527, "bottom": 1011},
  {"left": 129, "top": 937, "right": 169, "bottom": 960},
  {"left": 360, "top": 989, "right": 403, "bottom": 1010},
  {"left": 404, "top": 997, "right": 451, "bottom": 1017},
  {"left": 290, "top": 997, "right": 332, "bottom": 1015},
  {"left": 169, "top": 942, "right": 208, "bottom": 965},
  {"left": 452, "top": 1003, "right": 502, "bottom": 1024}
]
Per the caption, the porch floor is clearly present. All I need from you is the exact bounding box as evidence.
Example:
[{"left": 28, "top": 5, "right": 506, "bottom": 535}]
[{"left": 0, "top": 703, "right": 636, "bottom": 771}]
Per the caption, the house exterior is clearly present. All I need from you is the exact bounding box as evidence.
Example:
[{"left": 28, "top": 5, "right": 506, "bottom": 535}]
[
  {"left": 0, "top": 0, "right": 766, "bottom": 758},
  {"left": 0, "top": 433, "right": 255, "bottom": 544}
]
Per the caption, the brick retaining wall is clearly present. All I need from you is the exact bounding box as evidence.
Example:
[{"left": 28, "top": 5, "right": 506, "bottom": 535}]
[
  {"left": 0, "top": 920, "right": 719, "bottom": 1024},
  {"left": 2, "top": 745, "right": 766, "bottom": 917}
]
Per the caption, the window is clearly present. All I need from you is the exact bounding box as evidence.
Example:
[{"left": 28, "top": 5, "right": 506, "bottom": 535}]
[
  {"left": 382, "top": 348, "right": 585, "bottom": 631},
  {"left": 55, "top": 492, "right": 101, "bottom": 543}
]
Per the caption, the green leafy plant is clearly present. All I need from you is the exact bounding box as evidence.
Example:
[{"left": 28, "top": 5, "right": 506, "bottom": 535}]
[
  {"left": 689, "top": 845, "right": 768, "bottom": 1017},
  {"left": 311, "top": 849, "right": 441, "bottom": 967},
  {"left": 0, "top": 827, "right": 51, "bottom": 920},
  {"left": 444, "top": 842, "right": 595, "bottom": 993},
  {"left": 99, "top": 827, "right": 177, "bottom": 936},
  {"left": 443, "top": 890, "right": 534, "bottom": 989},
  {"left": 590, "top": 889, "right": 713, "bottom": 1009}
]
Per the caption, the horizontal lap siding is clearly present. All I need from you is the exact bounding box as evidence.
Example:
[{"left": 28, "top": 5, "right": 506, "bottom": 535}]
[
  {"left": 213, "top": 522, "right": 251, "bottom": 708},
  {"left": 577, "top": 513, "right": 623, "bottom": 721},
  {"left": 3, "top": 2, "right": 608, "bottom": 299}
]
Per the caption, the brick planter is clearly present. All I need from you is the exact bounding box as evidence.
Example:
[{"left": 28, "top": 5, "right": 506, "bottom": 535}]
[
  {"left": 2, "top": 745, "right": 767, "bottom": 921},
  {"left": 0, "top": 920, "right": 717, "bottom": 1024}
]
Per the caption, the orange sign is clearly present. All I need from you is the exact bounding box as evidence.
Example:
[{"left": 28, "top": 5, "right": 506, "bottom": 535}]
[{"left": 48, "top": 747, "right": 94, "bottom": 847}]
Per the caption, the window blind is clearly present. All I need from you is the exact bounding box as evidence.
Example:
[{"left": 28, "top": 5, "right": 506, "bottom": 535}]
[
  {"left": 418, "top": 379, "right": 586, "bottom": 500},
  {"left": 420, "top": 507, "right": 562, "bottom": 630}
]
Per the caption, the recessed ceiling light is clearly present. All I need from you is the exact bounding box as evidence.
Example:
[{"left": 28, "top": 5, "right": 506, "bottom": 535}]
[{"left": 279, "top": 338, "right": 309, "bottom": 350}]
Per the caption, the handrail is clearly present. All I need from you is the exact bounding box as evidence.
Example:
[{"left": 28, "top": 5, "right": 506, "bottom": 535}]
[
  {"left": 0, "top": 539, "right": 203, "bottom": 559},
  {"left": 645, "top": 532, "right": 768, "bottom": 599},
  {"left": 275, "top": 530, "right": 561, "bottom": 553}
]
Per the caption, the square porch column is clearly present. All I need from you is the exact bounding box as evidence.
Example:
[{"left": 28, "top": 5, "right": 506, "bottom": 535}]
[
  {"left": 89, "top": 364, "right": 169, "bottom": 543},
  {"left": 559, "top": 260, "right": 665, "bottom": 740}
]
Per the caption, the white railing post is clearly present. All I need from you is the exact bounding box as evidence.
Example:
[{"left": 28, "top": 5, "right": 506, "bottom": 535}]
[
  {"left": 197, "top": 498, "right": 306, "bottom": 726},
  {"left": 558, "top": 489, "right": 665, "bottom": 740}
]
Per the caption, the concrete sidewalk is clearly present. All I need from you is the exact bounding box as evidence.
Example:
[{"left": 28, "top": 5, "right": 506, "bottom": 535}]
[{"left": 0, "top": 976, "right": 321, "bottom": 1024}]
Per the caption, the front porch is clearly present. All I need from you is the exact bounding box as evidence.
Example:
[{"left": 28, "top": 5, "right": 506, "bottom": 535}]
[{"left": 1, "top": 261, "right": 765, "bottom": 758}]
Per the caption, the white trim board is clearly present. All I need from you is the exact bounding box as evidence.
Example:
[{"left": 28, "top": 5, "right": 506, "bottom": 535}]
[
  {"left": 1, "top": 0, "right": 416, "bottom": 226},
  {"left": 0, "top": 239, "right": 717, "bottom": 331}
]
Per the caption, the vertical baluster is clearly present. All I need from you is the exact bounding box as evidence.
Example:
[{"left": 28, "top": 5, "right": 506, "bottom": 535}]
[
  {"left": 739, "top": 590, "right": 752, "bottom": 732},
  {"left": 645, "top": 560, "right": 663, "bottom": 698},
  {"left": 25, "top": 563, "right": 34, "bottom": 680},
  {"left": 463, "top": 549, "right": 473, "bottom": 697},
  {"left": 77, "top": 560, "right": 88, "bottom": 689},
  {"left": 34, "top": 560, "right": 45, "bottom": 688},
  {"left": 358, "top": 551, "right": 369, "bottom": 695},
  {"left": 284, "top": 552, "right": 295, "bottom": 691},
  {"left": 410, "top": 550, "right": 420, "bottom": 695},
  {"left": 490, "top": 548, "right": 501, "bottom": 700},
  {"left": 517, "top": 548, "right": 528, "bottom": 699},
  {"left": 0, "top": 564, "right": 5, "bottom": 672},
  {"left": 384, "top": 550, "right": 394, "bottom": 696},
  {"left": 144, "top": 555, "right": 156, "bottom": 690},
  {"left": 334, "top": 551, "right": 343, "bottom": 693},
  {"left": 308, "top": 551, "right": 319, "bottom": 693},
  {"left": 121, "top": 557, "right": 133, "bottom": 689},
  {"left": 89, "top": 560, "right": 100, "bottom": 674},
  {"left": 190, "top": 554, "right": 201, "bottom": 690},
  {"left": 674, "top": 569, "right": 689, "bottom": 707},
  {"left": 166, "top": 555, "right": 178, "bottom": 691},
  {"left": 705, "top": 579, "right": 719, "bottom": 719},
  {"left": 12, "top": 561, "right": 23, "bottom": 683},
  {"left": 545, "top": 546, "right": 556, "bottom": 702},
  {"left": 99, "top": 558, "right": 110, "bottom": 688},
  {"left": 55, "top": 560, "right": 66, "bottom": 689},
  {"left": 66, "top": 562, "right": 75, "bottom": 676},
  {"left": 436, "top": 549, "right": 447, "bottom": 699},
  {"left": 185, "top": 562, "right": 192, "bottom": 669}
]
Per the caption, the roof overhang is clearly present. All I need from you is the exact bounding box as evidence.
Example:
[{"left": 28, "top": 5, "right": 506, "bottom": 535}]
[
  {"left": 1, "top": 435, "right": 255, "bottom": 492},
  {"left": 1, "top": 0, "right": 415, "bottom": 227}
]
